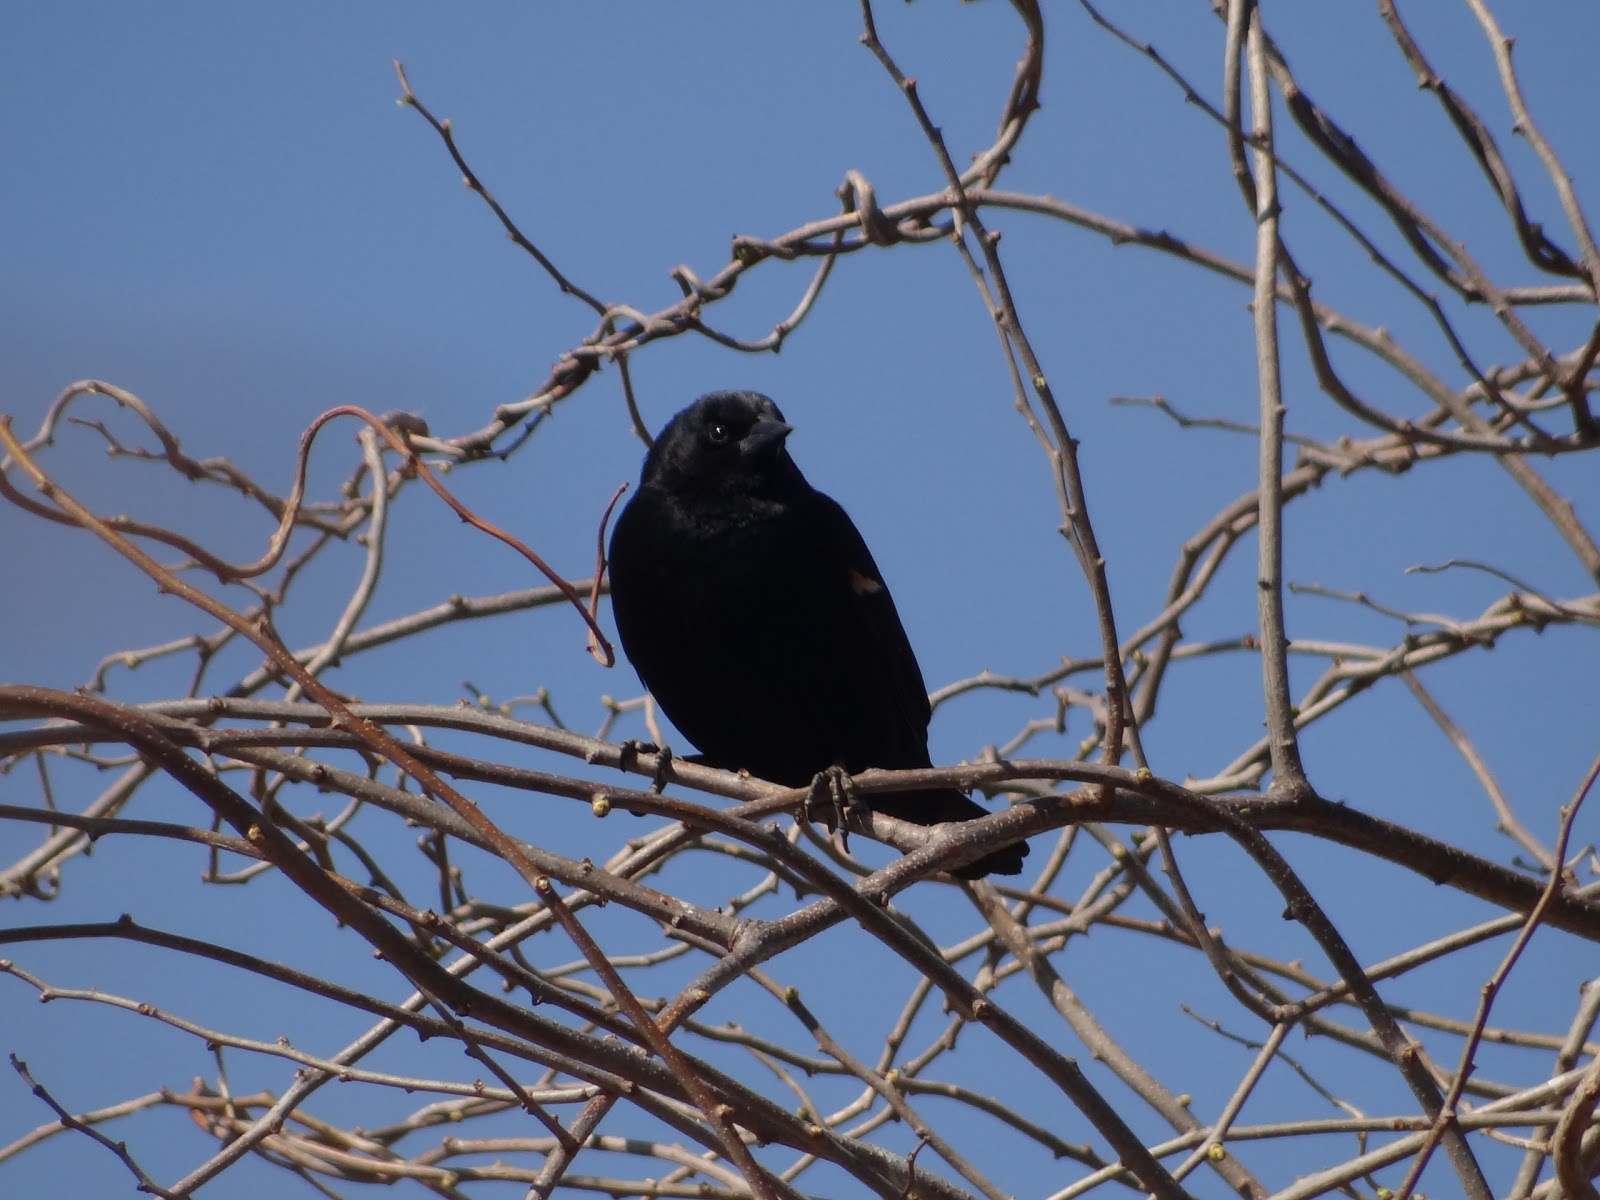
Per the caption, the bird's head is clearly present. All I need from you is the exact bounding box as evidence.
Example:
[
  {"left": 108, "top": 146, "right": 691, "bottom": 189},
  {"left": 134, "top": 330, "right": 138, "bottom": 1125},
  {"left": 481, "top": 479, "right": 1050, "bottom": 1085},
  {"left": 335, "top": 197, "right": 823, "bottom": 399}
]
[{"left": 641, "top": 391, "right": 802, "bottom": 498}]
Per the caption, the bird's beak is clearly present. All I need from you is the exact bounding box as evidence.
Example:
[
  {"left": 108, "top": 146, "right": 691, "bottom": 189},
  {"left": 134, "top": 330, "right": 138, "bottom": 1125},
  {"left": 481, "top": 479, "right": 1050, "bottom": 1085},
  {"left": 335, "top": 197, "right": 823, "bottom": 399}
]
[{"left": 744, "top": 415, "right": 793, "bottom": 457}]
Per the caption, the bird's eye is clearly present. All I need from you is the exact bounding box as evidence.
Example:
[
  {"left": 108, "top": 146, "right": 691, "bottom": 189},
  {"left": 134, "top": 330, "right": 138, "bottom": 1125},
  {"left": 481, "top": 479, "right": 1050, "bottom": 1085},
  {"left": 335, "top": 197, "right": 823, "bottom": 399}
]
[{"left": 707, "top": 422, "right": 732, "bottom": 445}]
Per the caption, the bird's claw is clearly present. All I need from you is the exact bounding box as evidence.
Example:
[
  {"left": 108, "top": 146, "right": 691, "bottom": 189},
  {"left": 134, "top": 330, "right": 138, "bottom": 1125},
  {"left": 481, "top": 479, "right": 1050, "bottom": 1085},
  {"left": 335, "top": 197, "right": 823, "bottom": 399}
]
[
  {"left": 805, "top": 765, "right": 859, "bottom": 855},
  {"left": 619, "top": 739, "right": 675, "bottom": 796}
]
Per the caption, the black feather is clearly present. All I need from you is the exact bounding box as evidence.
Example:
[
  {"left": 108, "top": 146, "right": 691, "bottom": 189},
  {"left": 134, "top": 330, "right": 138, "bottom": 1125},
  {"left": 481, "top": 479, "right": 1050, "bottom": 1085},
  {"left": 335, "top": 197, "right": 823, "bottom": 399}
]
[{"left": 607, "top": 391, "right": 1028, "bottom": 879}]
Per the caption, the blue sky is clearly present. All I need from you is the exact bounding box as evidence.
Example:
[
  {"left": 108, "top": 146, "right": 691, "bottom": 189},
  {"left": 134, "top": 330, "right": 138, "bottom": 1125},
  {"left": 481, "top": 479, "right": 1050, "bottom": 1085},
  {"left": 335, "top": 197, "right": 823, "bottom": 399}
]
[{"left": 4, "top": 4, "right": 1599, "bottom": 1198}]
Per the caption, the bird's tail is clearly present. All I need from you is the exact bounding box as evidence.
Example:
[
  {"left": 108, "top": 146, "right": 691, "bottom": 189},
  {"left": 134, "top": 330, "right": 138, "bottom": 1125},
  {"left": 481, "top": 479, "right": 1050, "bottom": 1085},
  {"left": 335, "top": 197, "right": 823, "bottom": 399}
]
[{"left": 873, "top": 788, "right": 1029, "bottom": 879}]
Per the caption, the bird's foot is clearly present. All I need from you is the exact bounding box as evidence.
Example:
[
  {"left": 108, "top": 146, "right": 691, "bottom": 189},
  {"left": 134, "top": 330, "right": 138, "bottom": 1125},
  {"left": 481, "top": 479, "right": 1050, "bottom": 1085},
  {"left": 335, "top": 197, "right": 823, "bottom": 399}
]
[
  {"left": 805, "top": 765, "right": 859, "bottom": 856},
  {"left": 619, "top": 740, "right": 675, "bottom": 795}
]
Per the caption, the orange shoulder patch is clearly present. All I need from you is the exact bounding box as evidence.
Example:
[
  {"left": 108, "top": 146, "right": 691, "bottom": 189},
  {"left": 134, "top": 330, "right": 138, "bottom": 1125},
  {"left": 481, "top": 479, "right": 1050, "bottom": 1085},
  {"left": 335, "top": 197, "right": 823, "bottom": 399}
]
[{"left": 847, "top": 568, "right": 884, "bottom": 596}]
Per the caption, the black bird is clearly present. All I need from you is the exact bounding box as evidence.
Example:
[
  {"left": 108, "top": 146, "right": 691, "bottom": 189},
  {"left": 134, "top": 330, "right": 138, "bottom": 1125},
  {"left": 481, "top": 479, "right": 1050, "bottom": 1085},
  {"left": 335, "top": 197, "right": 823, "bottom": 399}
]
[{"left": 607, "top": 390, "right": 1027, "bottom": 879}]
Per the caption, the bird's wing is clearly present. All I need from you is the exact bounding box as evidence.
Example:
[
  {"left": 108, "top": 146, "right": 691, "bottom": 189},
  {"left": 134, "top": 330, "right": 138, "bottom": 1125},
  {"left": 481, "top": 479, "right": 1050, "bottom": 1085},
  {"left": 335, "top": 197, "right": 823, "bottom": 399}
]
[{"left": 807, "top": 491, "right": 935, "bottom": 739}]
